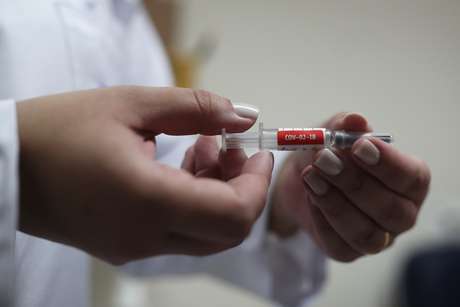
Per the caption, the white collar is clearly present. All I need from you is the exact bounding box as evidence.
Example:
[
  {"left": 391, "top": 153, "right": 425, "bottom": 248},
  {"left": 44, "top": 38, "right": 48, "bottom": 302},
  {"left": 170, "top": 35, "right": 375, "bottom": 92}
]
[
  {"left": 61, "top": 0, "right": 142, "bottom": 11},
  {"left": 60, "top": 0, "right": 142, "bottom": 22},
  {"left": 113, "top": 0, "right": 141, "bottom": 6}
]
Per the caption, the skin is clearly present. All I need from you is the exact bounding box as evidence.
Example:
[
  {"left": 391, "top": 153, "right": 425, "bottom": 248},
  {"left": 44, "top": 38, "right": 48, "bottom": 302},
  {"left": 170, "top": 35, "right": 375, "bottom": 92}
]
[
  {"left": 269, "top": 113, "right": 431, "bottom": 261},
  {"left": 17, "top": 86, "right": 274, "bottom": 265},
  {"left": 17, "top": 86, "right": 431, "bottom": 264}
]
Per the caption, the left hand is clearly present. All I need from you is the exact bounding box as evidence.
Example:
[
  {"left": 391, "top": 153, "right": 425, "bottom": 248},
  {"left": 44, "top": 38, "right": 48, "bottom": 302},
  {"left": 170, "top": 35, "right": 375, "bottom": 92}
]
[
  {"left": 17, "top": 86, "right": 273, "bottom": 263},
  {"left": 270, "top": 112, "right": 431, "bottom": 262}
]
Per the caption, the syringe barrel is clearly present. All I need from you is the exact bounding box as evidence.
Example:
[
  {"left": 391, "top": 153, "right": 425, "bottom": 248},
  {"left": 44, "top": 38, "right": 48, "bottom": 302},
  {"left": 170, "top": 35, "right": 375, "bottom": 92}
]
[
  {"left": 222, "top": 124, "right": 393, "bottom": 151},
  {"left": 274, "top": 129, "right": 393, "bottom": 150},
  {"left": 274, "top": 128, "right": 329, "bottom": 150}
]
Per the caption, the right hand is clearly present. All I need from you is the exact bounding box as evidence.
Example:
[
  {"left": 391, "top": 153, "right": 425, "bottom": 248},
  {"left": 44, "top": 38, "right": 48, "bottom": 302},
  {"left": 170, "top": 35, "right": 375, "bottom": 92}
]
[
  {"left": 270, "top": 113, "right": 430, "bottom": 262},
  {"left": 17, "top": 86, "right": 273, "bottom": 264}
]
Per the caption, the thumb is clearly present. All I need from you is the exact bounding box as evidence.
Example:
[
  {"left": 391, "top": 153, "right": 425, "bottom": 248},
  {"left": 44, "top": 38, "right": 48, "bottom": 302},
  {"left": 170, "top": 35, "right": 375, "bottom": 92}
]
[{"left": 128, "top": 86, "right": 259, "bottom": 135}]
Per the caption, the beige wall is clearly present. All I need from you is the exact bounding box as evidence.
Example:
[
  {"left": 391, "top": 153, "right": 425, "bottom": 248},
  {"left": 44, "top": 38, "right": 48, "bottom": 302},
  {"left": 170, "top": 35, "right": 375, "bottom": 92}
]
[{"left": 93, "top": 1, "right": 460, "bottom": 306}]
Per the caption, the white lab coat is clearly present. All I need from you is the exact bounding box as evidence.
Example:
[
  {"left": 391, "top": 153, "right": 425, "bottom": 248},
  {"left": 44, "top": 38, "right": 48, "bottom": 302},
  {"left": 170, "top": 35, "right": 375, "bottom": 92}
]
[{"left": 0, "top": 1, "right": 325, "bottom": 306}]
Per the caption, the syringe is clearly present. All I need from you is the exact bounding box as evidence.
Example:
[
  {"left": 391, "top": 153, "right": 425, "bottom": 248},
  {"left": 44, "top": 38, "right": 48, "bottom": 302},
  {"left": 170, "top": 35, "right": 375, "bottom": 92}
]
[{"left": 222, "top": 123, "right": 393, "bottom": 151}]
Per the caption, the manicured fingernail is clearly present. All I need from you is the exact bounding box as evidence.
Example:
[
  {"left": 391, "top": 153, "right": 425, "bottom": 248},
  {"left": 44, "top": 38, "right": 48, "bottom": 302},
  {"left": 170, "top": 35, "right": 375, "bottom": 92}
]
[
  {"left": 353, "top": 139, "right": 380, "bottom": 165},
  {"left": 233, "top": 103, "right": 259, "bottom": 120},
  {"left": 303, "top": 171, "right": 329, "bottom": 195},
  {"left": 314, "top": 148, "right": 343, "bottom": 176}
]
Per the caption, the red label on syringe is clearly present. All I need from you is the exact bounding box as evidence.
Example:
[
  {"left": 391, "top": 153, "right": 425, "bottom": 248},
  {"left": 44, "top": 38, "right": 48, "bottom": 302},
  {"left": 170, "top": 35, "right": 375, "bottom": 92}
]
[{"left": 277, "top": 128, "right": 325, "bottom": 149}]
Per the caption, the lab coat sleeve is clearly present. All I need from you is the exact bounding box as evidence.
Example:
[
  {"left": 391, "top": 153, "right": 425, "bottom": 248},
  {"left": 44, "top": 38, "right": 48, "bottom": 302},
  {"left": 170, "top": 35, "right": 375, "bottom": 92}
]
[
  {"left": 121, "top": 140, "right": 326, "bottom": 307},
  {"left": 0, "top": 100, "right": 19, "bottom": 307}
]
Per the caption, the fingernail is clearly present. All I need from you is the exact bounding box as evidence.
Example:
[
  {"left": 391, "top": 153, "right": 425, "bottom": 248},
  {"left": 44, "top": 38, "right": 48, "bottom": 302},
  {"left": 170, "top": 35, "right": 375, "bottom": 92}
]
[
  {"left": 233, "top": 103, "right": 259, "bottom": 120},
  {"left": 353, "top": 139, "right": 380, "bottom": 165},
  {"left": 314, "top": 148, "right": 343, "bottom": 176},
  {"left": 303, "top": 171, "right": 329, "bottom": 195}
]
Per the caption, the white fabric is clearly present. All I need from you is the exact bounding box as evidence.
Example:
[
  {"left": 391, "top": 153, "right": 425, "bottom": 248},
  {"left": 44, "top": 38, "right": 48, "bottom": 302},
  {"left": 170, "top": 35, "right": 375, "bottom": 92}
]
[
  {"left": 0, "top": 1, "right": 326, "bottom": 306},
  {"left": 0, "top": 100, "right": 18, "bottom": 307}
]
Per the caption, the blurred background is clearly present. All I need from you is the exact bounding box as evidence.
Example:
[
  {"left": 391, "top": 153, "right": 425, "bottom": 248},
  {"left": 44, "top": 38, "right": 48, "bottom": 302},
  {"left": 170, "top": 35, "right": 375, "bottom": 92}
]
[{"left": 93, "top": 0, "right": 460, "bottom": 306}]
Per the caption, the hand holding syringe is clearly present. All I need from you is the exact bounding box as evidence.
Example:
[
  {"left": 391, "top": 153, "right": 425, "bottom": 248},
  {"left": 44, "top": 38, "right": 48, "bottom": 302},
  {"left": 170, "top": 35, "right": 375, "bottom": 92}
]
[
  {"left": 222, "top": 110, "right": 429, "bottom": 263},
  {"left": 222, "top": 122, "right": 393, "bottom": 151}
]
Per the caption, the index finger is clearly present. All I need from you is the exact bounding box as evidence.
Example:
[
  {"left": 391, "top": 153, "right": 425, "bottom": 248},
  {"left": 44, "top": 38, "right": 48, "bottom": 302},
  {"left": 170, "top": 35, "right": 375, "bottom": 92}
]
[
  {"left": 123, "top": 86, "right": 257, "bottom": 135},
  {"left": 352, "top": 138, "right": 431, "bottom": 204}
]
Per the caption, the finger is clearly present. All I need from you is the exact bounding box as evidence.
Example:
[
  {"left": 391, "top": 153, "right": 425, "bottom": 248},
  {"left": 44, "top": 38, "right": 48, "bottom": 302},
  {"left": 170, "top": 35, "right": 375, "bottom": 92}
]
[
  {"left": 124, "top": 86, "right": 258, "bottom": 135},
  {"left": 312, "top": 147, "right": 418, "bottom": 234},
  {"left": 144, "top": 151, "right": 274, "bottom": 245},
  {"left": 193, "top": 135, "right": 220, "bottom": 178},
  {"left": 181, "top": 145, "right": 196, "bottom": 173},
  {"left": 324, "top": 112, "right": 371, "bottom": 132},
  {"left": 306, "top": 202, "right": 362, "bottom": 262},
  {"left": 292, "top": 112, "right": 371, "bottom": 167},
  {"left": 351, "top": 138, "right": 431, "bottom": 204},
  {"left": 219, "top": 148, "right": 248, "bottom": 180},
  {"left": 303, "top": 112, "right": 371, "bottom": 165},
  {"left": 303, "top": 166, "right": 390, "bottom": 254},
  {"left": 226, "top": 150, "right": 274, "bottom": 219}
]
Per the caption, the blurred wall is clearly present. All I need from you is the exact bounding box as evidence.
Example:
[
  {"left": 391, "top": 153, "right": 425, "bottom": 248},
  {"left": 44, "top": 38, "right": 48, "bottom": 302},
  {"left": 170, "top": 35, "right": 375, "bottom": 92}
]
[
  {"left": 93, "top": 1, "right": 460, "bottom": 306},
  {"left": 176, "top": 1, "right": 460, "bottom": 306}
]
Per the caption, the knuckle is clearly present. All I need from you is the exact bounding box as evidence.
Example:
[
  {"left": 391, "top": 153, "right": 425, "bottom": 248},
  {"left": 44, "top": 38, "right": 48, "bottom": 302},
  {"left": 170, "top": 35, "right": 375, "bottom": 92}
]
[
  {"left": 105, "top": 255, "right": 129, "bottom": 266},
  {"left": 235, "top": 211, "right": 256, "bottom": 237},
  {"left": 102, "top": 230, "right": 163, "bottom": 265},
  {"left": 327, "top": 244, "right": 360, "bottom": 263},
  {"left": 343, "top": 173, "right": 365, "bottom": 194},
  {"left": 224, "top": 235, "right": 247, "bottom": 249},
  {"left": 235, "top": 220, "right": 253, "bottom": 241},
  {"left": 191, "top": 89, "right": 216, "bottom": 117},
  {"left": 377, "top": 194, "right": 417, "bottom": 233},
  {"left": 319, "top": 199, "right": 345, "bottom": 219},
  {"left": 99, "top": 241, "right": 132, "bottom": 266},
  {"left": 222, "top": 227, "right": 250, "bottom": 248},
  {"left": 335, "top": 253, "right": 360, "bottom": 263},
  {"left": 398, "top": 200, "right": 418, "bottom": 232},
  {"left": 190, "top": 89, "right": 233, "bottom": 126},
  {"left": 409, "top": 161, "right": 431, "bottom": 194},
  {"left": 237, "top": 198, "right": 259, "bottom": 225},
  {"left": 112, "top": 238, "right": 137, "bottom": 262},
  {"left": 352, "top": 226, "right": 382, "bottom": 252},
  {"left": 376, "top": 194, "right": 400, "bottom": 225},
  {"left": 222, "top": 200, "right": 256, "bottom": 243}
]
